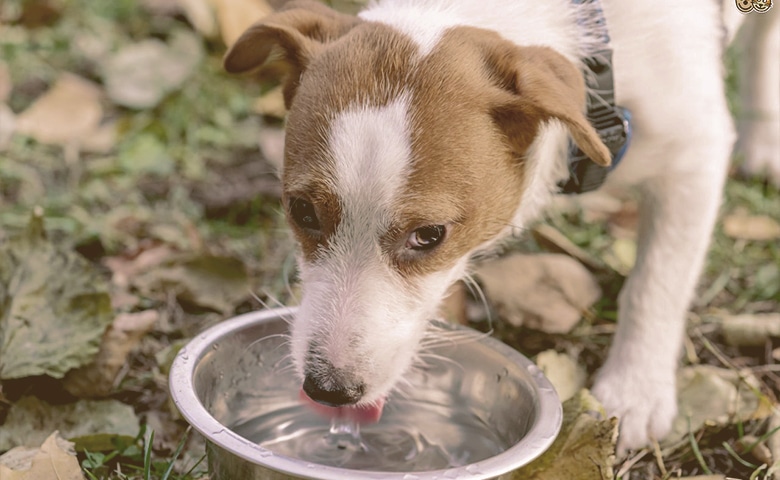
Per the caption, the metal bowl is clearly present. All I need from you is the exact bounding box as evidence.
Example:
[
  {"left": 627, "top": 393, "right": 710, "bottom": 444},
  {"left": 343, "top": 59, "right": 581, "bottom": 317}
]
[{"left": 169, "top": 308, "right": 561, "bottom": 480}]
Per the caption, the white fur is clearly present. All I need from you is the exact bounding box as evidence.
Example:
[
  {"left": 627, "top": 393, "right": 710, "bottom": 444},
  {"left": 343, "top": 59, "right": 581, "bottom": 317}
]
[
  {"left": 291, "top": 95, "right": 464, "bottom": 403},
  {"left": 286, "top": 0, "right": 777, "bottom": 453}
]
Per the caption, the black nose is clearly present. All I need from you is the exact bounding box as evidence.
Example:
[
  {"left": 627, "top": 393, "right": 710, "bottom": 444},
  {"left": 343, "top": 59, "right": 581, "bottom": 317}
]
[{"left": 303, "top": 373, "right": 365, "bottom": 407}]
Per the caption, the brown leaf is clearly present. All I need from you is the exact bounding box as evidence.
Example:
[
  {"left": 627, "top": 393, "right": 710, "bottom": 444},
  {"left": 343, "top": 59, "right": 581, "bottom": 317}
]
[
  {"left": 63, "top": 310, "right": 159, "bottom": 397},
  {"left": 211, "top": 0, "right": 273, "bottom": 47},
  {"left": 723, "top": 213, "right": 780, "bottom": 241},
  {"left": 509, "top": 389, "right": 617, "bottom": 480},
  {"left": 15, "top": 73, "right": 102, "bottom": 146},
  {"left": 721, "top": 312, "right": 780, "bottom": 347},
  {"left": 664, "top": 365, "right": 772, "bottom": 445},
  {"left": 0, "top": 431, "right": 84, "bottom": 480},
  {"left": 536, "top": 350, "right": 587, "bottom": 403},
  {"left": 475, "top": 253, "right": 601, "bottom": 333},
  {"left": 178, "top": 0, "right": 218, "bottom": 37}
]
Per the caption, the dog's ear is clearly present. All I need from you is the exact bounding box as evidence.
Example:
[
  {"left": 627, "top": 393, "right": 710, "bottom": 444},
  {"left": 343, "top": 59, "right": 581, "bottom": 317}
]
[
  {"left": 224, "top": 0, "right": 361, "bottom": 107},
  {"left": 484, "top": 43, "right": 611, "bottom": 167}
]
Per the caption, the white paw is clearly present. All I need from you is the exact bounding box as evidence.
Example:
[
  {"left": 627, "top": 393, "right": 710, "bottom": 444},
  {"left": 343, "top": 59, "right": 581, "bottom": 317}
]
[{"left": 592, "top": 362, "right": 678, "bottom": 454}]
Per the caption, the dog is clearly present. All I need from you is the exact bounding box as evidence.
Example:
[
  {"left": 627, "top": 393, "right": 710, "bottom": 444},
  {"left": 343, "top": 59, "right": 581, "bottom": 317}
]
[{"left": 224, "top": 0, "right": 779, "bottom": 452}]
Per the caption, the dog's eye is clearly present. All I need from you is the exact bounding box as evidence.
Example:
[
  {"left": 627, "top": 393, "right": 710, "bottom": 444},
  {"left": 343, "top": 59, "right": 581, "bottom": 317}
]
[
  {"left": 289, "top": 197, "right": 320, "bottom": 231},
  {"left": 406, "top": 225, "right": 446, "bottom": 251}
]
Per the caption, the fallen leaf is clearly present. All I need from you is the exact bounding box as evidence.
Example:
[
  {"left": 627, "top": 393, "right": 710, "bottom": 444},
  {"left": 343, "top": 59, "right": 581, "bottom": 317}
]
[
  {"left": 211, "top": 0, "right": 272, "bottom": 47},
  {"left": 723, "top": 213, "right": 780, "bottom": 241},
  {"left": 133, "top": 254, "right": 250, "bottom": 314},
  {"left": 535, "top": 350, "right": 587, "bottom": 403},
  {"left": 664, "top": 365, "right": 771, "bottom": 445},
  {"left": 0, "top": 396, "right": 138, "bottom": 451},
  {"left": 475, "top": 253, "right": 601, "bottom": 334},
  {"left": 15, "top": 73, "right": 102, "bottom": 146},
  {"left": 63, "top": 310, "right": 159, "bottom": 397},
  {"left": 179, "top": 0, "right": 218, "bottom": 37},
  {"left": 721, "top": 313, "right": 780, "bottom": 347},
  {"left": 258, "top": 125, "right": 285, "bottom": 172},
  {"left": 102, "top": 29, "right": 203, "bottom": 109},
  {"left": 509, "top": 389, "right": 617, "bottom": 480},
  {"left": 0, "top": 431, "right": 84, "bottom": 480},
  {"left": 253, "top": 85, "right": 286, "bottom": 118},
  {"left": 603, "top": 237, "right": 636, "bottom": 276},
  {"left": 0, "top": 210, "right": 113, "bottom": 380},
  {"left": 104, "top": 244, "right": 177, "bottom": 289}
]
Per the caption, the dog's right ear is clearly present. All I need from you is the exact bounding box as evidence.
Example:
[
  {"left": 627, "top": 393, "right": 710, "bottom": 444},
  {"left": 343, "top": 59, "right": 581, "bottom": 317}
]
[{"left": 224, "top": 0, "right": 361, "bottom": 107}]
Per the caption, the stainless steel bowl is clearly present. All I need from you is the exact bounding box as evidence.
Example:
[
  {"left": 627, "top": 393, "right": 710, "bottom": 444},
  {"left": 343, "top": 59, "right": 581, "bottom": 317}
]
[{"left": 169, "top": 308, "right": 561, "bottom": 479}]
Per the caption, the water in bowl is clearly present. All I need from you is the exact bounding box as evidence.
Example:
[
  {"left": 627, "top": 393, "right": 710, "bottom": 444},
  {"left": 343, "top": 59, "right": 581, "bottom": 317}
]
[
  {"left": 231, "top": 396, "right": 507, "bottom": 471},
  {"left": 218, "top": 328, "right": 521, "bottom": 472}
]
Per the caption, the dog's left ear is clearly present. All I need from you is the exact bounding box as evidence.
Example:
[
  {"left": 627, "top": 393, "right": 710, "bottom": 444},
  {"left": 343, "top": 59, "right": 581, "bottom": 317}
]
[
  {"left": 224, "top": 1, "right": 361, "bottom": 107},
  {"left": 484, "top": 43, "right": 611, "bottom": 167}
]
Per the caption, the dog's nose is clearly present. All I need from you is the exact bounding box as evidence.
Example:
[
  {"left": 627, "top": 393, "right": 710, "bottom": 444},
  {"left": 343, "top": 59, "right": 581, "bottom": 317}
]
[{"left": 302, "top": 372, "right": 365, "bottom": 407}]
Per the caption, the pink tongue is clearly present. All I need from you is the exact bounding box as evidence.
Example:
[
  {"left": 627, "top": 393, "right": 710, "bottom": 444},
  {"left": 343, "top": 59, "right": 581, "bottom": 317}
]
[{"left": 299, "top": 389, "right": 385, "bottom": 424}]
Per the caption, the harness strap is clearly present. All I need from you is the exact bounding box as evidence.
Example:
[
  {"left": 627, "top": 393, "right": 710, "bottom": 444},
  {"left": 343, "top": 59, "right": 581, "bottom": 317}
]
[{"left": 559, "top": 0, "right": 632, "bottom": 194}]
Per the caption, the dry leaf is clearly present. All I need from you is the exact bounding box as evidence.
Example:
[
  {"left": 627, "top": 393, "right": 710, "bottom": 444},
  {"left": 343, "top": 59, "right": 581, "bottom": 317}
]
[
  {"left": 536, "top": 350, "right": 587, "bottom": 403},
  {"left": 104, "top": 244, "right": 177, "bottom": 289},
  {"left": 258, "top": 125, "right": 286, "bottom": 172},
  {"left": 721, "top": 313, "right": 780, "bottom": 347},
  {"left": 603, "top": 237, "right": 636, "bottom": 276},
  {"left": 475, "top": 253, "right": 601, "bottom": 334},
  {"left": 664, "top": 365, "right": 770, "bottom": 445},
  {"left": 723, "top": 213, "right": 780, "bottom": 241},
  {"left": 103, "top": 30, "right": 203, "bottom": 109},
  {"left": 15, "top": 73, "right": 102, "bottom": 146},
  {"left": 0, "top": 210, "right": 113, "bottom": 380},
  {"left": 253, "top": 85, "right": 286, "bottom": 118},
  {"left": 0, "top": 397, "right": 139, "bottom": 451},
  {"left": 63, "top": 310, "right": 159, "bottom": 397},
  {"left": 132, "top": 254, "right": 250, "bottom": 314},
  {"left": 179, "top": 0, "right": 218, "bottom": 37},
  {"left": 211, "top": 0, "right": 273, "bottom": 47},
  {"left": 509, "top": 389, "right": 617, "bottom": 480},
  {"left": 0, "top": 431, "right": 84, "bottom": 480}
]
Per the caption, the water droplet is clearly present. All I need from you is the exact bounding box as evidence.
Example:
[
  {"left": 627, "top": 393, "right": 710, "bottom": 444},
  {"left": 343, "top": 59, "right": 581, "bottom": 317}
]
[
  {"left": 212, "top": 343, "right": 220, "bottom": 350},
  {"left": 526, "top": 364, "right": 541, "bottom": 375},
  {"left": 465, "top": 464, "right": 481, "bottom": 475},
  {"left": 402, "top": 474, "right": 420, "bottom": 480}
]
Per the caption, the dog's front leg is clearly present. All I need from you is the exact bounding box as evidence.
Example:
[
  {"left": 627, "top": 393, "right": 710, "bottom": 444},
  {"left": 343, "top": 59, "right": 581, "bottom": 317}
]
[{"left": 592, "top": 167, "right": 728, "bottom": 453}]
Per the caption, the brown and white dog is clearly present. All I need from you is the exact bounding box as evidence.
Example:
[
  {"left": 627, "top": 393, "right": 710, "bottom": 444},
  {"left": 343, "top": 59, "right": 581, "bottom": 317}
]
[{"left": 225, "top": 0, "right": 779, "bottom": 452}]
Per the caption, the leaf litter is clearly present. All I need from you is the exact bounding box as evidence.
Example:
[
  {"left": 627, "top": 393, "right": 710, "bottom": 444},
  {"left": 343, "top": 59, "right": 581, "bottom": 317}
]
[{"left": 0, "top": 0, "right": 779, "bottom": 479}]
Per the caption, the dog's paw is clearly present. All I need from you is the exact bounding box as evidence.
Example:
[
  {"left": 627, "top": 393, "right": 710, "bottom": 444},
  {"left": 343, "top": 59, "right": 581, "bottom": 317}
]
[{"left": 592, "top": 363, "right": 677, "bottom": 454}]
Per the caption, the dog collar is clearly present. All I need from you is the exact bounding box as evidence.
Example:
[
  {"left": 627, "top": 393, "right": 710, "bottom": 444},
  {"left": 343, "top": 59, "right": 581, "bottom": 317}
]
[{"left": 560, "top": 0, "right": 632, "bottom": 195}]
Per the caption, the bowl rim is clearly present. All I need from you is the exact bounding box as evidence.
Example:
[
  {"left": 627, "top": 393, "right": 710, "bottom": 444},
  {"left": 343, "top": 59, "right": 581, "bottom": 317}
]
[{"left": 169, "top": 307, "right": 562, "bottom": 480}]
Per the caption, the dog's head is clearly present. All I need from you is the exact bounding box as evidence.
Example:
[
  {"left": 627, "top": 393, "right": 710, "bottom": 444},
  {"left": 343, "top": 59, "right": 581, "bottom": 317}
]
[{"left": 226, "top": 0, "right": 609, "bottom": 411}]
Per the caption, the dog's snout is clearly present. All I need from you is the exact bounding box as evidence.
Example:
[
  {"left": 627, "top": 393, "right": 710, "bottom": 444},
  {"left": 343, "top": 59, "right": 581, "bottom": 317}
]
[{"left": 302, "top": 370, "right": 366, "bottom": 407}]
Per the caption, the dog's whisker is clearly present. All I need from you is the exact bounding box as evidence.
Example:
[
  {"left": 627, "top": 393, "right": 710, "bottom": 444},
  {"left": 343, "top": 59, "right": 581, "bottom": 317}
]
[{"left": 462, "top": 273, "right": 494, "bottom": 330}]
